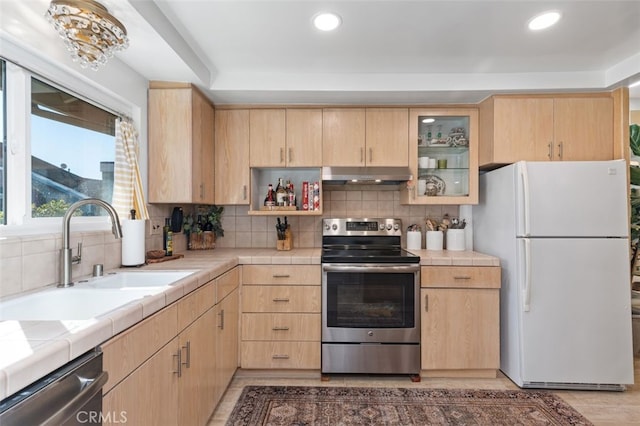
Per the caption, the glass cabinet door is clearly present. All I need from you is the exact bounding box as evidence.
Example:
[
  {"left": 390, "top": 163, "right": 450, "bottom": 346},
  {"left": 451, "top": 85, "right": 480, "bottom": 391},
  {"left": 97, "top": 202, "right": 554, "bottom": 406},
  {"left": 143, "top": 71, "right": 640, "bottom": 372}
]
[{"left": 402, "top": 109, "right": 478, "bottom": 205}]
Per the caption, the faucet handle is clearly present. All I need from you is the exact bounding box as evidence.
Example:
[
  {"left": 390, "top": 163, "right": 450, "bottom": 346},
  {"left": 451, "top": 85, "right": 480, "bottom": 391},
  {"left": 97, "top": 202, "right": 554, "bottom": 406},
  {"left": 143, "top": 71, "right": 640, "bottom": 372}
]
[{"left": 72, "top": 242, "right": 82, "bottom": 264}]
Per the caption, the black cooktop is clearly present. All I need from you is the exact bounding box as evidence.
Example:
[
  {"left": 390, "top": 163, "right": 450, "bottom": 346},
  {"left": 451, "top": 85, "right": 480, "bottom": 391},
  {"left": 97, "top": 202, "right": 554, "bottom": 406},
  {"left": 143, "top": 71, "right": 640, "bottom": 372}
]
[{"left": 321, "top": 247, "right": 420, "bottom": 264}]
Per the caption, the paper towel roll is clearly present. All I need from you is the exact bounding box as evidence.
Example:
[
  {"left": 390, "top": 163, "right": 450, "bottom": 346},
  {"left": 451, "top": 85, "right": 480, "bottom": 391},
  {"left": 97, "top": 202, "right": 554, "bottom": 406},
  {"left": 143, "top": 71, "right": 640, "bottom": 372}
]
[{"left": 121, "top": 219, "right": 146, "bottom": 266}]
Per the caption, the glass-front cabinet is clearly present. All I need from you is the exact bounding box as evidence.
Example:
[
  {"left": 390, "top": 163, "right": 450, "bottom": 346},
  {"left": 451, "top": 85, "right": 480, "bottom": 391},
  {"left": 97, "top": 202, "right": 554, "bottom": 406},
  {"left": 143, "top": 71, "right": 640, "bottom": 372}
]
[{"left": 401, "top": 108, "right": 479, "bottom": 205}]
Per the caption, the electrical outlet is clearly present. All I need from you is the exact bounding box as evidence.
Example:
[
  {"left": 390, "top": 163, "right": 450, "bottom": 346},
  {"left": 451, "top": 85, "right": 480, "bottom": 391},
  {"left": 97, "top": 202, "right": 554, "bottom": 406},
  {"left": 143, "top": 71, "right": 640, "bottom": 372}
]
[{"left": 150, "top": 219, "right": 163, "bottom": 236}]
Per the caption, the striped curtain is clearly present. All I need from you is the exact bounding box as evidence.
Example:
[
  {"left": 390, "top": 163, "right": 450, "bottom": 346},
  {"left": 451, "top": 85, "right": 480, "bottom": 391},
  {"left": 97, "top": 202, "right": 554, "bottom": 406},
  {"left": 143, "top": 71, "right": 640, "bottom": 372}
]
[{"left": 112, "top": 118, "right": 149, "bottom": 220}]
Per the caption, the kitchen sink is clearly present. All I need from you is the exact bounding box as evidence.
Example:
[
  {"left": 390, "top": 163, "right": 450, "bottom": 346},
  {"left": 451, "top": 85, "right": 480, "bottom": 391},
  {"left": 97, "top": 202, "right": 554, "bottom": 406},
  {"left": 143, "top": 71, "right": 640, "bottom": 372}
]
[
  {"left": 80, "top": 270, "right": 196, "bottom": 289},
  {"left": 0, "top": 287, "right": 166, "bottom": 321}
]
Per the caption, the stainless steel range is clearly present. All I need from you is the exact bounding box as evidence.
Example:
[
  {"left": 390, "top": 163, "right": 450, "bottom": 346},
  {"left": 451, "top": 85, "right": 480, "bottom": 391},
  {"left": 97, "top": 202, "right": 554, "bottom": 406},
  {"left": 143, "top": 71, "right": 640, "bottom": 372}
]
[{"left": 321, "top": 218, "right": 421, "bottom": 377}]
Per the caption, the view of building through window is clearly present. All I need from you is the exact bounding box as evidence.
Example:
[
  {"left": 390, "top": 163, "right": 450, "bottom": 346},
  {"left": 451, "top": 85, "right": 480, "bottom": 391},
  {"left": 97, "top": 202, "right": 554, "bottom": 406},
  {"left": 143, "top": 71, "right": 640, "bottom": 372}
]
[{"left": 30, "top": 78, "right": 116, "bottom": 217}]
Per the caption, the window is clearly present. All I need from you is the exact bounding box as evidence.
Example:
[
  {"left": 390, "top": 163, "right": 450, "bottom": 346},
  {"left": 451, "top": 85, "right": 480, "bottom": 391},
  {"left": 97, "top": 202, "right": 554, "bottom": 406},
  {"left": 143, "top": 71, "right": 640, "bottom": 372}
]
[
  {"left": 1, "top": 58, "right": 120, "bottom": 228},
  {"left": 30, "top": 78, "right": 116, "bottom": 217},
  {"left": 0, "top": 60, "right": 5, "bottom": 225}
]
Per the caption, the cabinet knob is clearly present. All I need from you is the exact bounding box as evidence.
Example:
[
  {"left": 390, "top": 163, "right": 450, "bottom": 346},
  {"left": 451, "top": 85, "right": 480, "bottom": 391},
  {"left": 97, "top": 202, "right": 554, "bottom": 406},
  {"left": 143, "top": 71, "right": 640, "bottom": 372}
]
[
  {"left": 272, "top": 297, "right": 290, "bottom": 302},
  {"left": 272, "top": 354, "right": 290, "bottom": 359},
  {"left": 557, "top": 142, "right": 563, "bottom": 160},
  {"left": 547, "top": 142, "right": 553, "bottom": 160},
  {"left": 272, "top": 326, "right": 290, "bottom": 331}
]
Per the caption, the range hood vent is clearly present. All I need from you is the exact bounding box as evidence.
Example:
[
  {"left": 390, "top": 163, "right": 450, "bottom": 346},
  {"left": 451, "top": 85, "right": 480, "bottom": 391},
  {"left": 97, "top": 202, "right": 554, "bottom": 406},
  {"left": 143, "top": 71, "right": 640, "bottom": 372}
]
[{"left": 322, "top": 166, "right": 413, "bottom": 185}]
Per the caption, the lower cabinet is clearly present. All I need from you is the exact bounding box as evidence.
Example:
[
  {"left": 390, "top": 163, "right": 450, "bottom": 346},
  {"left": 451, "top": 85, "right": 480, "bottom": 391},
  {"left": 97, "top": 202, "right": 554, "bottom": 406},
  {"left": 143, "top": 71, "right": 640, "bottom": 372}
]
[
  {"left": 240, "top": 265, "right": 321, "bottom": 369},
  {"left": 101, "top": 268, "right": 239, "bottom": 426},
  {"left": 420, "top": 266, "right": 501, "bottom": 378}
]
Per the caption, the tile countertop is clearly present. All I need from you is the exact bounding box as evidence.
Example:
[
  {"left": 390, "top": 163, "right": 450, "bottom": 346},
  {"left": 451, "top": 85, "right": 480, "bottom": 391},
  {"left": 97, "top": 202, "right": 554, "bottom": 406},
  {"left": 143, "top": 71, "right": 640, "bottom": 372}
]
[{"left": 0, "top": 248, "right": 498, "bottom": 400}]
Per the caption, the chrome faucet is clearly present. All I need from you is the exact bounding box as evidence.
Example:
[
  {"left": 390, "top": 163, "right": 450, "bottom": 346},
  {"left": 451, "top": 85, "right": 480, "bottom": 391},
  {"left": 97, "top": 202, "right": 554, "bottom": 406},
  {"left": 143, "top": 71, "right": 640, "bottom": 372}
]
[{"left": 59, "top": 198, "right": 123, "bottom": 287}]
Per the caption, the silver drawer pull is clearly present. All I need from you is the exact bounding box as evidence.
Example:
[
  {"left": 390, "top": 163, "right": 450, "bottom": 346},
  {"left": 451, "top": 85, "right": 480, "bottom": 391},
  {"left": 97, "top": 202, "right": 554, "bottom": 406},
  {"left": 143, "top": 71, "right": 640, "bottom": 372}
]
[
  {"left": 272, "top": 274, "right": 291, "bottom": 278},
  {"left": 273, "top": 298, "right": 290, "bottom": 302},
  {"left": 272, "top": 326, "right": 290, "bottom": 331},
  {"left": 453, "top": 276, "right": 471, "bottom": 280},
  {"left": 272, "top": 354, "right": 290, "bottom": 359}
]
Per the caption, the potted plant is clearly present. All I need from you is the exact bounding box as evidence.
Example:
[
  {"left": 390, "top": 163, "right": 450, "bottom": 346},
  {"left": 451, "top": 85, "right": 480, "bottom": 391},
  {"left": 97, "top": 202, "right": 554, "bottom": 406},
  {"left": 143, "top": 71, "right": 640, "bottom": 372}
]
[{"left": 183, "top": 205, "right": 224, "bottom": 249}]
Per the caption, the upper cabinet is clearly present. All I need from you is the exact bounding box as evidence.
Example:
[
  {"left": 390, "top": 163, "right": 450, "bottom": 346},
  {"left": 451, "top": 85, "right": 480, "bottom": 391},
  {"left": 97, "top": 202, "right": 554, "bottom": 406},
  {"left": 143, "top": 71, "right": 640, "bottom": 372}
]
[
  {"left": 286, "top": 109, "right": 323, "bottom": 167},
  {"left": 401, "top": 108, "right": 479, "bottom": 205},
  {"left": 322, "top": 108, "right": 409, "bottom": 167},
  {"left": 479, "top": 95, "right": 614, "bottom": 168},
  {"left": 148, "top": 83, "right": 215, "bottom": 204},
  {"left": 215, "top": 109, "right": 250, "bottom": 205},
  {"left": 249, "top": 109, "right": 322, "bottom": 167}
]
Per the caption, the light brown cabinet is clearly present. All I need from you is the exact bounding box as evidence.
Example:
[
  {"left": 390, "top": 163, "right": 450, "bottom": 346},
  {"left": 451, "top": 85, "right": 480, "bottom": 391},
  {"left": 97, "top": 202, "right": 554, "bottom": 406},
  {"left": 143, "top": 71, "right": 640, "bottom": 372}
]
[
  {"left": 249, "top": 109, "right": 323, "bottom": 167},
  {"left": 102, "top": 268, "right": 240, "bottom": 426},
  {"left": 479, "top": 95, "right": 615, "bottom": 168},
  {"left": 148, "top": 83, "right": 215, "bottom": 203},
  {"left": 323, "top": 108, "right": 409, "bottom": 167},
  {"left": 241, "top": 265, "right": 321, "bottom": 369},
  {"left": 401, "top": 108, "right": 479, "bottom": 205},
  {"left": 215, "top": 109, "right": 250, "bottom": 204},
  {"left": 420, "top": 266, "right": 501, "bottom": 378}
]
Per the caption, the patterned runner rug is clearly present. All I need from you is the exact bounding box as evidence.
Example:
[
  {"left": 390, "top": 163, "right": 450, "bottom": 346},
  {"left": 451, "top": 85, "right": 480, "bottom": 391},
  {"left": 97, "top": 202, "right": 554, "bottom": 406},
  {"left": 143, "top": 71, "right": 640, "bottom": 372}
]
[{"left": 226, "top": 386, "right": 592, "bottom": 425}]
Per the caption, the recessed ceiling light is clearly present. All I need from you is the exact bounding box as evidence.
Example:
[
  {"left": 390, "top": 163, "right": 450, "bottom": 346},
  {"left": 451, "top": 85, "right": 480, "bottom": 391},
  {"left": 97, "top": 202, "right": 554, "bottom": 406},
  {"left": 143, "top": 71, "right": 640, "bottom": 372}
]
[
  {"left": 313, "top": 12, "right": 342, "bottom": 31},
  {"left": 528, "top": 11, "right": 561, "bottom": 31}
]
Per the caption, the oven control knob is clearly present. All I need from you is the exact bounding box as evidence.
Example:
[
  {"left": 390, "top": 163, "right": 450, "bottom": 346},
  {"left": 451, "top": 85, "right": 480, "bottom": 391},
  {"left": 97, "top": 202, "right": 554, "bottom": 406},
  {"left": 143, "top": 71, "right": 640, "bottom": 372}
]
[
  {"left": 324, "top": 223, "right": 330, "bottom": 231},
  {"left": 379, "top": 224, "right": 385, "bottom": 230},
  {"left": 367, "top": 331, "right": 374, "bottom": 337},
  {"left": 393, "top": 223, "right": 400, "bottom": 231},
  {"left": 332, "top": 224, "right": 338, "bottom": 231},
  {"left": 386, "top": 224, "right": 392, "bottom": 231}
]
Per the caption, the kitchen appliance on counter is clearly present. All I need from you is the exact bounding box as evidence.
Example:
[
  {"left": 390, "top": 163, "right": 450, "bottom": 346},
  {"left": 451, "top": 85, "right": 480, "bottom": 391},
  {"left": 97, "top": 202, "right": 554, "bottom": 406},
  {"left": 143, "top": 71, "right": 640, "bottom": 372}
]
[
  {"left": 0, "top": 349, "right": 108, "bottom": 425},
  {"left": 321, "top": 218, "right": 421, "bottom": 377},
  {"left": 473, "top": 160, "right": 634, "bottom": 390}
]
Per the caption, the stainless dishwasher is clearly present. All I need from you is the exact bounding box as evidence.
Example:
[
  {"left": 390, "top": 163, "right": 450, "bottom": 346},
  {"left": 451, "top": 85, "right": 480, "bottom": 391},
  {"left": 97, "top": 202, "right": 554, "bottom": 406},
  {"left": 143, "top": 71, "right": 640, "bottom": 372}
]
[{"left": 0, "top": 349, "right": 108, "bottom": 425}]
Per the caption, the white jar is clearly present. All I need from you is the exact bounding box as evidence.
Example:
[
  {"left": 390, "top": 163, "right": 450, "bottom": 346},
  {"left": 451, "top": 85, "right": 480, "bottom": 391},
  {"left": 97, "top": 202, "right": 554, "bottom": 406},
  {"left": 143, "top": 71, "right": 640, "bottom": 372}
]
[{"left": 426, "top": 230, "right": 443, "bottom": 250}]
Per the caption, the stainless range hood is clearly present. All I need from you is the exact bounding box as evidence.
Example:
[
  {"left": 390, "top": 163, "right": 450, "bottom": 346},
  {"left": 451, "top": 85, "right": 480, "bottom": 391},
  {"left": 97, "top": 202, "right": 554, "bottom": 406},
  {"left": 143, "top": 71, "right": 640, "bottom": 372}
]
[{"left": 322, "top": 166, "right": 413, "bottom": 185}]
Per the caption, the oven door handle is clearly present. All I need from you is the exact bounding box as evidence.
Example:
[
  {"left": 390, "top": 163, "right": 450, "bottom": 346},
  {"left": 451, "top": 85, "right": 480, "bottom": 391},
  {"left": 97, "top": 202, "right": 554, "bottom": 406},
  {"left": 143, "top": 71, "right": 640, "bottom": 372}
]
[{"left": 322, "top": 264, "right": 420, "bottom": 273}]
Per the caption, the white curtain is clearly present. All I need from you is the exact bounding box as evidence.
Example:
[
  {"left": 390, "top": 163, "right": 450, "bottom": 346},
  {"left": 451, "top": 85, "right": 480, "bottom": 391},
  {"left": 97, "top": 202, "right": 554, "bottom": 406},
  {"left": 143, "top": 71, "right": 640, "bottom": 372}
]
[{"left": 112, "top": 118, "right": 149, "bottom": 220}]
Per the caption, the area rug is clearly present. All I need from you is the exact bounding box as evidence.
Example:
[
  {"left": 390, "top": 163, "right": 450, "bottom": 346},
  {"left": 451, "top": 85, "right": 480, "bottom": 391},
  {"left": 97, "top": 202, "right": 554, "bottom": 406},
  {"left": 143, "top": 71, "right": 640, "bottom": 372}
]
[{"left": 226, "top": 386, "right": 593, "bottom": 425}]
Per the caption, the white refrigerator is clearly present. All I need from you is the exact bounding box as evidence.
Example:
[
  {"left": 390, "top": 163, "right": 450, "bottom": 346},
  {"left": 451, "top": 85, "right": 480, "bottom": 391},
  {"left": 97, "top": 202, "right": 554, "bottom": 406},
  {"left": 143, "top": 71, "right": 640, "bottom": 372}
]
[{"left": 473, "top": 160, "right": 634, "bottom": 390}]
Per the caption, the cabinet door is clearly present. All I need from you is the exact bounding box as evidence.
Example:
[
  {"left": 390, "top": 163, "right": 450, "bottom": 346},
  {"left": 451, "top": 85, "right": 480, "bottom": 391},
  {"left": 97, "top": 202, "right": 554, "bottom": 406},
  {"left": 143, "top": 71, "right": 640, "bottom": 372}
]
[
  {"left": 178, "top": 308, "right": 217, "bottom": 426},
  {"left": 322, "top": 108, "right": 366, "bottom": 166},
  {"left": 148, "top": 88, "right": 193, "bottom": 203},
  {"left": 192, "top": 90, "right": 215, "bottom": 203},
  {"left": 421, "top": 288, "right": 499, "bottom": 371},
  {"left": 402, "top": 108, "right": 479, "bottom": 205},
  {"left": 554, "top": 97, "right": 614, "bottom": 161},
  {"left": 286, "top": 109, "right": 323, "bottom": 166},
  {"left": 215, "top": 288, "right": 239, "bottom": 405},
  {"left": 102, "top": 339, "right": 179, "bottom": 426},
  {"left": 215, "top": 109, "right": 250, "bottom": 204},
  {"left": 365, "top": 108, "right": 409, "bottom": 166},
  {"left": 249, "top": 109, "right": 286, "bottom": 167},
  {"left": 493, "top": 97, "right": 554, "bottom": 162}
]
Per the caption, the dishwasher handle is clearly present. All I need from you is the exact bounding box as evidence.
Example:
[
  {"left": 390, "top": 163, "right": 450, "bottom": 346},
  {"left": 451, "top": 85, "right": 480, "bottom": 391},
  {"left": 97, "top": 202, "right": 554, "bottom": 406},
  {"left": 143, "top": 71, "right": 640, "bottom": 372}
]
[{"left": 43, "top": 371, "right": 108, "bottom": 426}]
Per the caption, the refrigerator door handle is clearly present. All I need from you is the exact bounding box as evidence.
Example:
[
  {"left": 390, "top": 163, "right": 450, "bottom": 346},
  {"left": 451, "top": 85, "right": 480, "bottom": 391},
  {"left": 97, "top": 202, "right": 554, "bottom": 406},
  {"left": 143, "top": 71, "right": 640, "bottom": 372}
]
[
  {"left": 520, "top": 162, "right": 531, "bottom": 237},
  {"left": 522, "top": 237, "right": 531, "bottom": 312}
]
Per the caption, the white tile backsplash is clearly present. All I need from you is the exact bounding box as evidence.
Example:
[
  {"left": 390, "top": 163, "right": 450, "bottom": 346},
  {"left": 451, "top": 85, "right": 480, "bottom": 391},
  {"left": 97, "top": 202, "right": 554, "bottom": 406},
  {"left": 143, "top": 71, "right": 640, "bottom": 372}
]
[{"left": 0, "top": 191, "right": 458, "bottom": 297}]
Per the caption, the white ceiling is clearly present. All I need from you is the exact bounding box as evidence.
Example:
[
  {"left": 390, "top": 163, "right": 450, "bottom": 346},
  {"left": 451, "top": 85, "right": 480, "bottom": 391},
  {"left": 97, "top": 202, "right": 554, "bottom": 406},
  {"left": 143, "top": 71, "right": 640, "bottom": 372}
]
[{"left": 2, "top": 0, "right": 640, "bottom": 106}]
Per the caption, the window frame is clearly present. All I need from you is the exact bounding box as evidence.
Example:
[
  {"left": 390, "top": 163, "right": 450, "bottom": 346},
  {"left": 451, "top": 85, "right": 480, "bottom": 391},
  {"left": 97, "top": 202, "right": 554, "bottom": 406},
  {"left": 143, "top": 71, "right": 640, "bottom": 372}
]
[{"left": 0, "top": 57, "right": 134, "bottom": 236}]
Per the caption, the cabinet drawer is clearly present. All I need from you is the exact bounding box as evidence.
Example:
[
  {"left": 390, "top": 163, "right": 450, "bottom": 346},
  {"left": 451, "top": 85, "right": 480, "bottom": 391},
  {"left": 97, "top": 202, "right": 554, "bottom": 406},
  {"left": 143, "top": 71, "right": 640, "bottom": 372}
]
[
  {"left": 216, "top": 266, "right": 239, "bottom": 303},
  {"left": 178, "top": 280, "right": 215, "bottom": 330},
  {"left": 102, "top": 304, "right": 178, "bottom": 392},
  {"left": 241, "top": 341, "right": 320, "bottom": 369},
  {"left": 242, "top": 265, "right": 321, "bottom": 285},
  {"left": 242, "top": 313, "right": 321, "bottom": 341},
  {"left": 242, "top": 286, "right": 321, "bottom": 312},
  {"left": 421, "top": 266, "right": 500, "bottom": 289}
]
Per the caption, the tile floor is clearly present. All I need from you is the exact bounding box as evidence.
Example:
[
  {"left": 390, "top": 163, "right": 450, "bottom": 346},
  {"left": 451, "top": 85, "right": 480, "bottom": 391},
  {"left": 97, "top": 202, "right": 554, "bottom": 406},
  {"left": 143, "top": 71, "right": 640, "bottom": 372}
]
[{"left": 208, "top": 357, "right": 640, "bottom": 425}]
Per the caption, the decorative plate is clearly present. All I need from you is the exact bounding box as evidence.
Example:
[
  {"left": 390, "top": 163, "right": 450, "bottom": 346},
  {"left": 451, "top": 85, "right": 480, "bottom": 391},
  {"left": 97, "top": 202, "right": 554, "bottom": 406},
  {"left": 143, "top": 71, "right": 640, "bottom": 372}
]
[{"left": 423, "top": 175, "right": 446, "bottom": 196}]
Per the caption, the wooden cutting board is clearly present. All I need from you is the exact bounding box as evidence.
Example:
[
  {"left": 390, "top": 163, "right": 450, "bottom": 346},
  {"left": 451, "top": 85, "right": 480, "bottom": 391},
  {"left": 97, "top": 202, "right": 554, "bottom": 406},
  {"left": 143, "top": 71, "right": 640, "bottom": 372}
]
[{"left": 146, "top": 254, "right": 184, "bottom": 264}]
